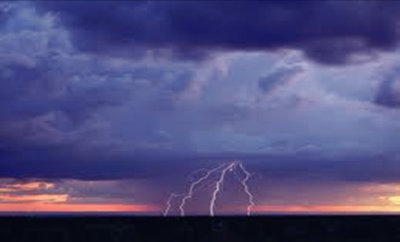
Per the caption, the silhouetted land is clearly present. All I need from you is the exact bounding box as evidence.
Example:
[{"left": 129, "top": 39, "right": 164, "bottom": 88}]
[{"left": 1, "top": 215, "right": 400, "bottom": 242}]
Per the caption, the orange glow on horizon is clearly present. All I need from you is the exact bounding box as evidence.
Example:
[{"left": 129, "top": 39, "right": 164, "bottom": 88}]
[
  {"left": 0, "top": 180, "right": 159, "bottom": 213},
  {"left": 0, "top": 181, "right": 56, "bottom": 193},
  {"left": 0, "top": 194, "right": 68, "bottom": 203},
  {"left": 10, "top": 182, "right": 55, "bottom": 190},
  {"left": 0, "top": 181, "right": 55, "bottom": 192},
  {"left": 388, "top": 196, "right": 400, "bottom": 205},
  {"left": 0, "top": 203, "right": 160, "bottom": 213}
]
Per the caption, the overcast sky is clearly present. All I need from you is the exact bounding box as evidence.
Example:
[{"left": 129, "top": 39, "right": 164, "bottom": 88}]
[{"left": 1, "top": 1, "right": 400, "bottom": 215}]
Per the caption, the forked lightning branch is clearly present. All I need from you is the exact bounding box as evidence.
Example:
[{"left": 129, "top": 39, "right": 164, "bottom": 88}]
[{"left": 163, "top": 161, "right": 255, "bottom": 216}]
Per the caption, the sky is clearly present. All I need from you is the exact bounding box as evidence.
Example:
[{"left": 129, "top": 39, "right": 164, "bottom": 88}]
[{"left": 1, "top": 1, "right": 400, "bottom": 215}]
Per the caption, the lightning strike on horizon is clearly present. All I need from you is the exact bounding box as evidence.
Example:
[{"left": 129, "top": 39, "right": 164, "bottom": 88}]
[
  {"left": 164, "top": 161, "right": 255, "bottom": 216},
  {"left": 209, "top": 162, "right": 236, "bottom": 216},
  {"left": 238, "top": 163, "right": 255, "bottom": 216},
  {"left": 163, "top": 193, "right": 180, "bottom": 216},
  {"left": 178, "top": 163, "right": 227, "bottom": 216}
]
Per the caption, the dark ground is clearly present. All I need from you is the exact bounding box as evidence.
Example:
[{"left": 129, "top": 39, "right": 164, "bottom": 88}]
[{"left": 1, "top": 215, "right": 400, "bottom": 242}]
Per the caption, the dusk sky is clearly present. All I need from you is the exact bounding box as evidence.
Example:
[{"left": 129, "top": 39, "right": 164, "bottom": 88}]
[{"left": 1, "top": 1, "right": 400, "bottom": 215}]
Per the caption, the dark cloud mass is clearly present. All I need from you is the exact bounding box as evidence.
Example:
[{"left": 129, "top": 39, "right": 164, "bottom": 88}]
[
  {"left": 2, "top": 145, "right": 400, "bottom": 184},
  {"left": 0, "top": 144, "right": 191, "bottom": 180},
  {"left": 35, "top": 1, "right": 400, "bottom": 64}
]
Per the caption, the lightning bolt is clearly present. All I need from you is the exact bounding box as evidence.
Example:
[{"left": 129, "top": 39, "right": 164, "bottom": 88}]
[
  {"left": 237, "top": 162, "right": 255, "bottom": 216},
  {"left": 164, "top": 161, "right": 255, "bottom": 216},
  {"left": 178, "top": 163, "right": 227, "bottom": 216},
  {"left": 163, "top": 193, "right": 180, "bottom": 216},
  {"left": 209, "top": 162, "right": 236, "bottom": 216}
]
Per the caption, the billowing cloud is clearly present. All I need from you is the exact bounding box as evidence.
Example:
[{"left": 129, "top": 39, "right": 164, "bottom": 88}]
[{"left": 35, "top": 1, "right": 400, "bottom": 65}]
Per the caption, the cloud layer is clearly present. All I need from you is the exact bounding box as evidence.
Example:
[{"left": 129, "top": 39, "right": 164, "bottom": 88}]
[
  {"left": 36, "top": 1, "right": 400, "bottom": 64},
  {"left": 0, "top": 2, "right": 400, "bottom": 213}
]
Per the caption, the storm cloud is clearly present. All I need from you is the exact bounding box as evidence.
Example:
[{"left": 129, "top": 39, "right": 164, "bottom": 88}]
[
  {"left": 1, "top": 2, "right": 400, "bottom": 213},
  {"left": 35, "top": 1, "right": 400, "bottom": 64}
]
